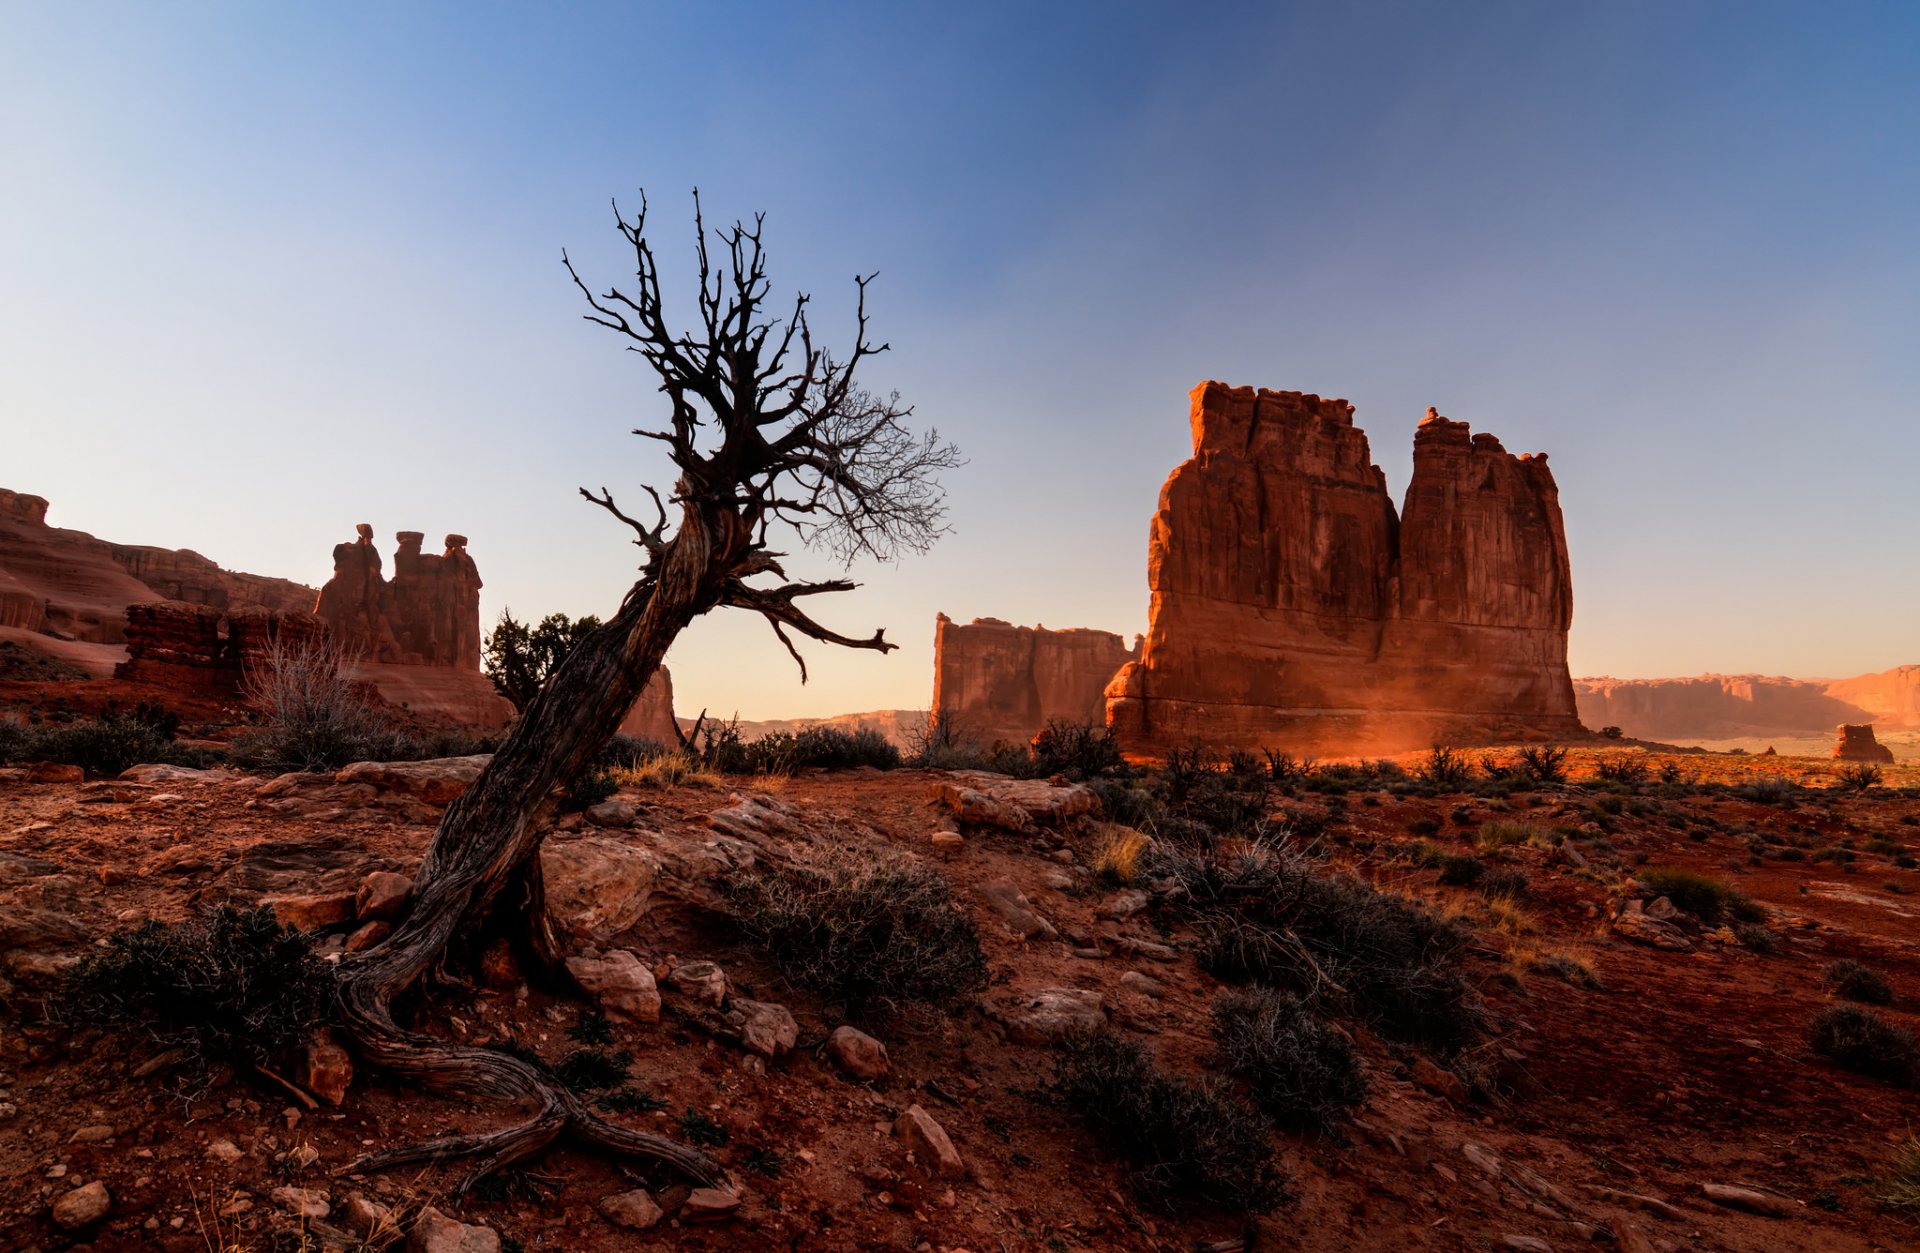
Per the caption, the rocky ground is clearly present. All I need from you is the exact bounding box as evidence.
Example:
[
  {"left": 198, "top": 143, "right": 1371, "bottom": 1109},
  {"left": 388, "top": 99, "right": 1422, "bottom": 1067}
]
[{"left": 3, "top": 747, "right": 1920, "bottom": 1252}]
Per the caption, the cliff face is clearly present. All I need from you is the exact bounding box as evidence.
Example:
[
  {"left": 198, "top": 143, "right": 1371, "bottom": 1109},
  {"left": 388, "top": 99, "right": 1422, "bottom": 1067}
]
[
  {"left": 932, "top": 615, "right": 1140, "bottom": 748},
  {"left": 0, "top": 488, "right": 316, "bottom": 644},
  {"left": 1106, "top": 382, "right": 1582, "bottom": 754},
  {"left": 1574, "top": 667, "right": 1920, "bottom": 741}
]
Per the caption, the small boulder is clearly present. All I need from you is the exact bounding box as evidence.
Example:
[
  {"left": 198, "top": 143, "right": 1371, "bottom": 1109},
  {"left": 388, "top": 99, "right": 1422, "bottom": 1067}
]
[
  {"left": 995, "top": 987, "right": 1107, "bottom": 1045},
  {"left": 682, "top": 1186, "right": 742, "bottom": 1222},
  {"left": 728, "top": 998, "right": 799, "bottom": 1059},
  {"left": 1097, "top": 889, "right": 1150, "bottom": 920},
  {"left": 667, "top": 960, "right": 729, "bottom": 1007},
  {"left": 27, "top": 762, "right": 84, "bottom": 784},
  {"left": 305, "top": 1031, "right": 354, "bottom": 1107},
  {"left": 826, "top": 1025, "right": 890, "bottom": 1080},
  {"left": 204, "top": 1138, "right": 244, "bottom": 1163},
  {"left": 341, "top": 1194, "right": 394, "bottom": 1238},
  {"left": 335, "top": 755, "right": 491, "bottom": 805},
  {"left": 540, "top": 836, "right": 662, "bottom": 943},
  {"left": 566, "top": 950, "right": 661, "bottom": 1024},
  {"left": 51, "top": 1180, "right": 109, "bottom": 1229},
  {"left": 930, "top": 831, "right": 965, "bottom": 854},
  {"left": 345, "top": 920, "right": 392, "bottom": 953},
  {"left": 894, "top": 1104, "right": 966, "bottom": 1179},
  {"left": 1118, "top": 970, "right": 1165, "bottom": 998},
  {"left": 261, "top": 892, "right": 357, "bottom": 932},
  {"left": 977, "top": 879, "right": 1056, "bottom": 940},
  {"left": 1611, "top": 911, "right": 1692, "bottom": 951},
  {"left": 596, "top": 1187, "right": 663, "bottom": 1229},
  {"left": 1699, "top": 1182, "right": 1797, "bottom": 1217},
  {"left": 272, "top": 1186, "right": 331, "bottom": 1221},
  {"left": 585, "top": 799, "right": 640, "bottom": 829},
  {"left": 355, "top": 871, "right": 413, "bottom": 922},
  {"left": 410, "top": 1205, "right": 502, "bottom": 1253}
]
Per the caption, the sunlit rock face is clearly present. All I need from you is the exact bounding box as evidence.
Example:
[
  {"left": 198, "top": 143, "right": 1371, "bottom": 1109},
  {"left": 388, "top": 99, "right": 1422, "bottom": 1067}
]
[
  {"left": 1106, "top": 381, "right": 1582, "bottom": 754},
  {"left": 932, "top": 616, "right": 1140, "bottom": 749}
]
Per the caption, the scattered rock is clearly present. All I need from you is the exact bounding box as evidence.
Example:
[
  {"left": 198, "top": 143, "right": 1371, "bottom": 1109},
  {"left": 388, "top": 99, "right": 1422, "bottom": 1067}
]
[
  {"left": 261, "top": 891, "right": 358, "bottom": 932},
  {"left": 68, "top": 1123, "right": 115, "bottom": 1144},
  {"left": 682, "top": 1186, "right": 742, "bottom": 1222},
  {"left": 355, "top": 871, "right": 413, "bottom": 921},
  {"left": 707, "top": 793, "right": 802, "bottom": 840},
  {"left": 341, "top": 1194, "right": 394, "bottom": 1238},
  {"left": 335, "top": 755, "right": 491, "bottom": 805},
  {"left": 977, "top": 879, "right": 1056, "bottom": 940},
  {"left": 410, "top": 1205, "right": 502, "bottom": 1252},
  {"left": 305, "top": 1031, "right": 354, "bottom": 1106},
  {"left": 597, "top": 1187, "right": 664, "bottom": 1229},
  {"left": 1500, "top": 1237, "right": 1550, "bottom": 1253},
  {"left": 585, "top": 799, "right": 640, "bottom": 829},
  {"left": 826, "top": 1025, "right": 890, "bottom": 1080},
  {"left": 1411, "top": 1055, "right": 1469, "bottom": 1104},
  {"left": 272, "top": 1186, "right": 331, "bottom": 1220},
  {"left": 205, "top": 1139, "right": 244, "bottom": 1163},
  {"left": 1643, "top": 896, "right": 1680, "bottom": 922},
  {"left": 566, "top": 950, "right": 661, "bottom": 1024},
  {"left": 540, "top": 835, "right": 662, "bottom": 942},
  {"left": 727, "top": 997, "right": 799, "bottom": 1059},
  {"left": 895, "top": 1103, "right": 966, "bottom": 1179},
  {"left": 50, "top": 1180, "right": 109, "bottom": 1230},
  {"left": 1699, "top": 1183, "right": 1797, "bottom": 1217},
  {"left": 930, "top": 831, "right": 965, "bottom": 854},
  {"left": 26, "top": 762, "right": 84, "bottom": 784},
  {"left": 1611, "top": 911, "right": 1692, "bottom": 951},
  {"left": 994, "top": 987, "right": 1107, "bottom": 1045},
  {"left": 119, "top": 763, "right": 232, "bottom": 784},
  {"left": 345, "top": 920, "right": 392, "bottom": 953},
  {"left": 933, "top": 772, "right": 1100, "bottom": 826},
  {"left": 1118, "top": 971, "right": 1165, "bottom": 998},
  {"left": 667, "top": 960, "right": 729, "bottom": 1007},
  {"left": 1097, "top": 889, "right": 1149, "bottom": 920}
]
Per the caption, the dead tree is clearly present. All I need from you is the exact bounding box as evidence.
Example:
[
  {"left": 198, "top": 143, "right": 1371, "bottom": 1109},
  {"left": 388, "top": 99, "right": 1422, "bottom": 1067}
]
[{"left": 334, "top": 190, "right": 958, "bottom": 1195}]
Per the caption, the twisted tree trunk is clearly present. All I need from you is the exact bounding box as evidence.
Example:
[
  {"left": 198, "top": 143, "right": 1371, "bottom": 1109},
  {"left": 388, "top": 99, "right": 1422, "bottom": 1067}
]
[{"left": 335, "top": 507, "right": 735, "bottom": 1194}]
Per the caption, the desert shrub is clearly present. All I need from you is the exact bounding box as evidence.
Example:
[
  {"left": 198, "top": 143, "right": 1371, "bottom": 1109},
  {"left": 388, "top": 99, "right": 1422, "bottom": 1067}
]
[
  {"left": 1092, "top": 826, "right": 1151, "bottom": 885},
  {"left": 1087, "top": 776, "right": 1164, "bottom": 829},
  {"left": 678, "top": 1107, "right": 730, "bottom": 1147},
  {"left": 1657, "top": 760, "right": 1690, "bottom": 787},
  {"left": 1599, "top": 725, "right": 1624, "bottom": 740},
  {"left": 1735, "top": 924, "right": 1779, "bottom": 954},
  {"left": 692, "top": 718, "right": 898, "bottom": 775},
  {"left": 1807, "top": 1005, "right": 1917, "bottom": 1085},
  {"left": 1210, "top": 988, "right": 1365, "bottom": 1133},
  {"left": 563, "top": 768, "right": 619, "bottom": 812},
  {"left": 483, "top": 609, "right": 602, "bottom": 713},
  {"left": 1734, "top": 776, "right": 1799, "bottom": 805},
  {"left": 1028, "top": 719, "right": 1124, "bottom": 780},
  {"left": 1405, "top": 815, "right": 1441, "bottom": 837},
  {"left": 1636, "top": 867, "right": 1765, "bottom": 925},
  {"left": 551, "top": 1047, "right": 633, "bottom": 1091},
  {"left": 904, "top": 713, "right": 993, "bottom": 771},
  {"left": 1477, "top": 820, "right": 1544, "bottom": 851},
  {"left": 22, "top": 709, "right": 197, "bottom": 777},
  {"left": 788, "top": 724, "right": 902, "bottom": 771},
  {"left": 234, "top": 636, "right": 419, "bottom": 770},
  {"left": 0, "top": 716, "right": 29, "bottom": 763},
  {"left": 1263, "top": 750, "right": 1314, "bottom": 786},
  {"left": 726, "top": 844, "right": 985, "bottom": 1010},
  {"left": 1869, "top": 1134, "right": 1920, "bottom": 1212},
  {"left": 1156, "top": 748, "right": 1274, "bottom": 839},
  {"left": 1479, "top": 868, "right": 1530, "bottom": 900},
  {"left": 1825, "top": 959, "right": 1894, "bottom": 1005},
  {"left": 1054, "top": 1030, "right": 1282, "bottom": 1212},
  {"left": 1522, "top": 950, "right": 1600, "bottom": 988},
  {"left": 1515, "top": 745, "right": 1569, "bottom": 784},
  {"left": 1157, "top": 840, "right": 1480, "bottom": 1052},
  {"left": 1593, "top": 754, "right": 1649, "bottom": 785},
  {"left": 1865, "top": 838, "right": 1905, "bottom": 857},
  {"left": 1435, "top": 854, "right": 1485, "bottom": 886},
  {"left": 1417, "top": 746, "right": 1473, "bottom": 790},
  {"left": 1835, "top": 764, "right": 1884, "bottom": 792},
  {"left": 60, "top": 907, "right": 332, "bottom": 1094}
]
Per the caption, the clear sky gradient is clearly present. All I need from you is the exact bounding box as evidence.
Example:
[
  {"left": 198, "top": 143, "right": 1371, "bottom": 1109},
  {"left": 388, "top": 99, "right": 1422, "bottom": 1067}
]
[{"left": 3, "top": 3, "right": 1915, "bottom": 718}]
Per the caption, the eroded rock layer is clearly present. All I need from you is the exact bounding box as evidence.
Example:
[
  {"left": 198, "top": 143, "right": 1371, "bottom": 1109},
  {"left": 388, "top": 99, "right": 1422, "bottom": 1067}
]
[
  {"left": 933, "top": 616, "right": 1140, "bottom": 748},
  {"left": 1106, "top": 382, "right": 1582, "bottom": 754}
]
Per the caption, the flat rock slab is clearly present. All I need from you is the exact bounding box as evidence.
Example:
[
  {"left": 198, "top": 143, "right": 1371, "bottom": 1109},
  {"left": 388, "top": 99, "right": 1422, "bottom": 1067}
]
[
  {"left": 334, "top": 755, "right": 492, "bottom": 805},
  {"left": 1611, "top": 911, "right": 1692, "bottom": 951},
  {"left": 992, "top": 986, "right": 1107, "bottom": 1045},
  {"left": 931, "top": 772, "right": 1099, "bottom": 830},
  {"left": 540, "top": 836, "right": 661, "bottom": 943},
  {"left": 1699, "top": 1183, "right": 1798, "bottom": 1217},
  {"left": 977, "top": 879, "right": 1056, "bottom": 940}
]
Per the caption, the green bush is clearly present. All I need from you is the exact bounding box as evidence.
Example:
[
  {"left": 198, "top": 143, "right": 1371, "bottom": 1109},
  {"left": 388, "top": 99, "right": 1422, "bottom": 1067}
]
[
  {"left": 1825, "top": 959, "right": 1894, "bottom": 1005},
  {"left": 1210, "top": 988, "right": 1365, "bottom": 1132},
  {"left": 9, "top": 707, "right": 205, "bottom": 777},
  {"left": 1055, "top": 1030, "right": 1282, "bottom": 1212},
  {"left": 727, "top": 844, "right": 985, "bottom": 1011},
  {"left": 1636, "top": 868, "right": 1765, "bottom": 925},
  {"left": 691, "top": 718, "right": 900, "bottom": 774},
  {"left": 1808, "top": 1005, "right": 1917, "bottom": 1085},
  {"left": 61, "top": 907, "right": 333, "bottom": 1094},
  {"left": 1159, "top": 840, "right": 1480, "bottom": 1053}
]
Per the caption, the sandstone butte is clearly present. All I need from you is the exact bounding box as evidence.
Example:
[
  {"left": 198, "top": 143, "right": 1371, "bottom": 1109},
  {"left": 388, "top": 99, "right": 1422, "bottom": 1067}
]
[
  {"left": 0, "top": 488, "right": 674, "bottom": 737},
  {"left": 1100, "top": 381, "right": 1583, "bottom": 755},
  {"left": 930, "top": 615, "right": 1139, "bottom": 748}
]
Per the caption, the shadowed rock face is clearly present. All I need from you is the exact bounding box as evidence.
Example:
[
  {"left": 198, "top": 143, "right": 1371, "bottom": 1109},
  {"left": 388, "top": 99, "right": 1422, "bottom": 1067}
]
[
  {"left": 932, "top": 616, "right": 1140, "bottom": 748},
  {"left": 1833, "top": 723, "right": 1894, "bottom": 763},
  {"left": 1107, "top": 382, "right": 1582, "bottom": 754}
]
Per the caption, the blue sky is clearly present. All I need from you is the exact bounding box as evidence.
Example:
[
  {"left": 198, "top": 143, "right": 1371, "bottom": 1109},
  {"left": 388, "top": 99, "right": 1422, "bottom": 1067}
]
[{"left": 3, "top": 2, "right": 1916, "bottom": 717}]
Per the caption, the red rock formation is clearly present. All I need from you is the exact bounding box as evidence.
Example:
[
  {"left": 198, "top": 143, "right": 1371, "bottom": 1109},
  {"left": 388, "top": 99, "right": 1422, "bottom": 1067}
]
[
  {"left": 1573, "top": 666, "right": 1920, "bottom": 741},
  {"left": 312, "top": 527, "right": 483, "bottom": 669},
  {"left": 932, "top": 615, "right": 1140, "bottom": 748},
  {"left": 1832, "top": 723, "right": 1895, "bottom": 763},
  {"left": 618, "top": 668, "right": 678, "bottom": 743},
  {"left": 0, "top": 488, "right": 318, "bottom": 645},
  {"left": 1106, "top": 383, "right": 1582, "bottom": 755},
  {"left": 114, "top": 600, "right": 327, "bottom": 696}
]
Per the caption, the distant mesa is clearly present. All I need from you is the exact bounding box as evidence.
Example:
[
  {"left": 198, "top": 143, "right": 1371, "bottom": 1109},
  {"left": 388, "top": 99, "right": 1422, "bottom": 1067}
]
[
  {"left": 931, "top": 615, "right": 1138, "bottom": 748},
  {"left": 1573, "top": 668, "right": 1920, "bottom": 742},
  {"left": 935, "top": 382, "right": 1584, "bottom": 755}
]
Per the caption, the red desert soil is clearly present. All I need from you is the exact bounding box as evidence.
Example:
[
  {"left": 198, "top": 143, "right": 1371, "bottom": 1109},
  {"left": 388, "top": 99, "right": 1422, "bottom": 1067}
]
[{"left": 3, "top": 748, "right": 1919, "bottom": 1251}]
